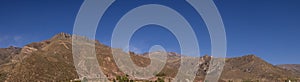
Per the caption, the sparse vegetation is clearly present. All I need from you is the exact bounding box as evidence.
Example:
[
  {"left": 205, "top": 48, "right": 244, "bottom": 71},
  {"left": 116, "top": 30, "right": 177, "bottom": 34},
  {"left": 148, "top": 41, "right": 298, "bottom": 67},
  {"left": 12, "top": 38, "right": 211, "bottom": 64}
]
[
  {"left": 115, "top": 75, "right": 129, "bottom": 82},
  {"left": 0, "top": 33, "right": 300, "bottom": 82},
  {"left": 156, "top": 77, "right": 164, "bottom": 82},
  {"left": 242, "top": 80, "right": 251, "bottom": 82},
  {"left": 155, "top": 72, "right": 166, "bottom": 77}
]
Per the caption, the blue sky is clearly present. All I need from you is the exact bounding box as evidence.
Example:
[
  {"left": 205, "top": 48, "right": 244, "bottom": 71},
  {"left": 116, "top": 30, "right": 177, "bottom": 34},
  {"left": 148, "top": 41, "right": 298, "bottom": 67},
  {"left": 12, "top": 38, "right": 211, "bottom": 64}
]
[{"left": 0, "top": 0, "right": 299, "bottom": 65}]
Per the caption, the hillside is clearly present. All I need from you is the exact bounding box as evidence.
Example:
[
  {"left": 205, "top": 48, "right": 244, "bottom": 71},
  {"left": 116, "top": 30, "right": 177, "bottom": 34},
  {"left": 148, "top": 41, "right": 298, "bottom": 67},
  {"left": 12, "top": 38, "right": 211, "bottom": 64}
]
[
  {"left": 221, "top": 55, "right": 299, "bottom": 81},
  {"left": 0, "top": 46, "right": 21, "bottom": 65},
  {"left": 277, "top": 64, "right": 300, "bottom": 75},
  {"left": 0, "top": 32, "right": 299, "bottom": 82}
]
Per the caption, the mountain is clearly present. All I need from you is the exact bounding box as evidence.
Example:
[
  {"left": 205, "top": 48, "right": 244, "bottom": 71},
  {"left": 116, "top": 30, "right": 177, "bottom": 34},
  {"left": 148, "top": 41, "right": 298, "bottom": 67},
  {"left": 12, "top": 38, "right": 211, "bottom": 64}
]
[
  {"left": 0, "top": 32, "right": 157, "bottom": 81},
  {"left": 0, "top": 32, "right": 299, "bottom": 82},
  {"left": 0, "top": 33, "right": 78, "bottom": 81},
  {"left": 277, "top": 64, "right": 300, "bottom": 75},
  {"left": 0, "top": 46, "right": 21, "bottom": 65},
  {"left": 221, "top": 55, "right": 300, "bottom": 81}
]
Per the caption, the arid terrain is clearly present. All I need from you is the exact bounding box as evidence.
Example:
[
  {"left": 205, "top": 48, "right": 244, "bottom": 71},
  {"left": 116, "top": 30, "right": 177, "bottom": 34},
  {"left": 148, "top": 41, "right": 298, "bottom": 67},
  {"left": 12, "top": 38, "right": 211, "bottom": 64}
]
[{"left": 0, "top": 33, "right": 299, "bottom": 82}]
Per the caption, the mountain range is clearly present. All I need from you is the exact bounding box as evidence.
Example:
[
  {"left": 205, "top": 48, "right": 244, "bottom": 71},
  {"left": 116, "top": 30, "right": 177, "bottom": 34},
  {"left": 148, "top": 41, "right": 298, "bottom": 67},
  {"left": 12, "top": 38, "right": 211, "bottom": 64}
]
[{"left": 0, "top": 32, "right": 299, "bottom": 82}]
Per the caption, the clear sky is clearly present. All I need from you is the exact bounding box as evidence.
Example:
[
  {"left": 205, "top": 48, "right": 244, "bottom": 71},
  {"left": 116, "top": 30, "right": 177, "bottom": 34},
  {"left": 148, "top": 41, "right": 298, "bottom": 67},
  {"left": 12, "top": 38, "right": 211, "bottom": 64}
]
[{"left": 0, "top": 0, "right": 299, "bottom": 65}]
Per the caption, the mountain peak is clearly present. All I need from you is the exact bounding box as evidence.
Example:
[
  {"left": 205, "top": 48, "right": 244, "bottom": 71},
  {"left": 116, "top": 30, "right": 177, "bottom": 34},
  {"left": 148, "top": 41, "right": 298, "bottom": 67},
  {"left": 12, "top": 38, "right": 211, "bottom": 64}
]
[
  {"left": 241, "top": 54, "right": 260, "bottom": 59},
  {"left": 50, "top": 32, "right": 71, "bottom": 40},
  {"left": 7, "top": 46, "right": 20, "bottom": 50},
  {"left": 243, "top": 54, "right": 257, "bottom": 57}
]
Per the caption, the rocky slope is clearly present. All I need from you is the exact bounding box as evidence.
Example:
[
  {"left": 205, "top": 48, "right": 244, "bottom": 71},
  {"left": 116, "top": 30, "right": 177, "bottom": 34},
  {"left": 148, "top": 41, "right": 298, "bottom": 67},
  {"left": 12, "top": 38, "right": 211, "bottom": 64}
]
[
  {"left": 221, "top": 55, "right": 299, "bottom": 81},
  {"left": 0, "top": 32, "right": 299, "bottom": 82},
  {"left": 0, "top": 46, "right": 21, "bottom": 65},
  {"left": 277, "top": 64, "right": 300, "bottom": 75}
]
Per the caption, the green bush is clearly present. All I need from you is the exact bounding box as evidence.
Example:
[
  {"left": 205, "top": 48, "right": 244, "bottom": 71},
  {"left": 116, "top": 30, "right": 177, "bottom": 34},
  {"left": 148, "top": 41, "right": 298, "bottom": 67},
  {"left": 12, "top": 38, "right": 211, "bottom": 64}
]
[
  {"left": 156, "top": 77, "right": 164, "bottom": 82},
  {"left": 155, "top": 73, "right": 166, "bottom": 77}
]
